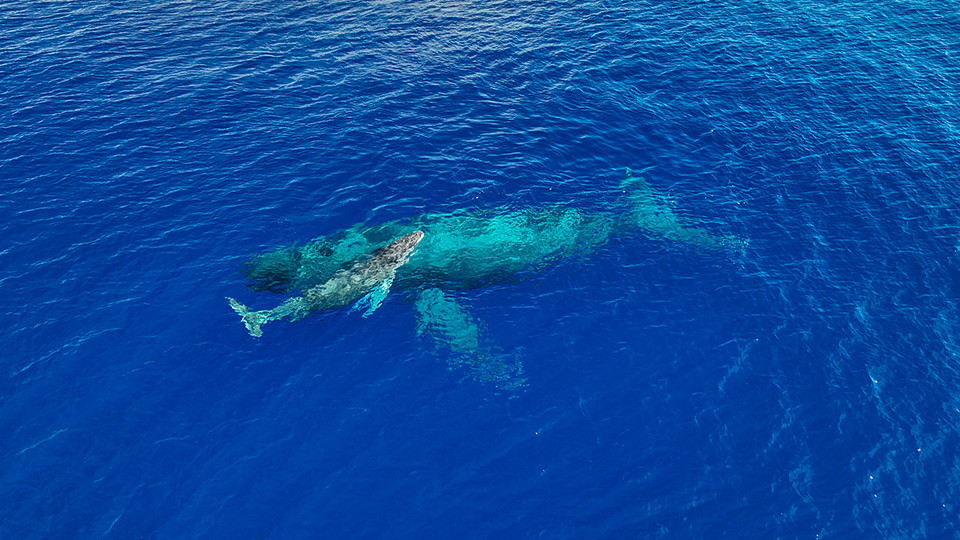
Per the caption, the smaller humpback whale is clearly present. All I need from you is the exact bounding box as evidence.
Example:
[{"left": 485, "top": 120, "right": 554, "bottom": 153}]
[{"left": 228, "top": 230, "right": 424, "bottom": 337}]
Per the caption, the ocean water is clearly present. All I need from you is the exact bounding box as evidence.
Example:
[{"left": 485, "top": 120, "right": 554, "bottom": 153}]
[{"left": 3, "top": 0, "right": 960, "bottom": 538}]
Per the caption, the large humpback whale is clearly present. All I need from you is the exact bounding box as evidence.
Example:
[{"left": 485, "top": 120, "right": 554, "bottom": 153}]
[{"left": 228, "top": 170, "right": 745, "bottom": 390}]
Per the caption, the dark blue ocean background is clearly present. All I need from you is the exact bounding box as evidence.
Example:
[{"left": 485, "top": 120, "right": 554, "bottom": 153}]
[{"left": 4, "top": 0, "right": 960, "bottom": 538}]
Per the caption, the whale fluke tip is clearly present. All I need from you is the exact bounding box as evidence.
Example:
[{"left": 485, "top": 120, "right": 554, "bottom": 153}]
[{"left": 227, "top": 297, "right": 265, "bottom": 337}]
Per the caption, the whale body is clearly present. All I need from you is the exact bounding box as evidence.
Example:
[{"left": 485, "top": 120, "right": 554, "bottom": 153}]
[{"left": 229, "top": 170, "right": 745, "bottom": 390}]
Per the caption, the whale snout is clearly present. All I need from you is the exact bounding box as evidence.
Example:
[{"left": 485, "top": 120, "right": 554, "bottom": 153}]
[{"left": 396, "top": 230, "right": 424, "bottom": 251}]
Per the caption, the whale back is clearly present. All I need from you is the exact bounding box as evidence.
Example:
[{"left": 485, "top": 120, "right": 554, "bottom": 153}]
[{"left": 304, "top": 231, "right": 424, "bottom": 310}]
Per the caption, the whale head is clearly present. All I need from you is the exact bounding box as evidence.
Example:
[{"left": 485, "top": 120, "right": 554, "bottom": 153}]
[
  {"left": 368, "top": 230, "right": 424, "bottom": 268},
  {"left": 304, "top": 231, "right": 424, "bottom": 311}
]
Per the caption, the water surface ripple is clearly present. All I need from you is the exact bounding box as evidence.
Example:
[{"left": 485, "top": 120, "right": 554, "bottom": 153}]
[{"left": 2, "top": 0, "right": 960, "bottom": 538}]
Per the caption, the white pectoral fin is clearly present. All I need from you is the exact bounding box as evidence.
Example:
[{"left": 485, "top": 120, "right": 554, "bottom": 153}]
[
  {"left": 414, "top": 288, "right": 480, "bottom": 352},
  {"left": 414, "top": 288, "right": 525, "bottom": 391},
  {"left": 352, "top": 277, "right": 394, "bottom": 318}
]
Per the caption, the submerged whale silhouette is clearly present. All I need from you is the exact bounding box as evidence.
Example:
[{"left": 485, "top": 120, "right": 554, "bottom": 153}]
[{"left": 228, "top": 170, "right": 745, "bottom": 390}]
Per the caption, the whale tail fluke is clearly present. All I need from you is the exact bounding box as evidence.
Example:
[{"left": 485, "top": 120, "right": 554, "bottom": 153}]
[
  {"left": 227, "top": 297, "right": 268, "bottom": 337},
  {"left": 620, "top": 168, "right": 747, "bottom": 252}
]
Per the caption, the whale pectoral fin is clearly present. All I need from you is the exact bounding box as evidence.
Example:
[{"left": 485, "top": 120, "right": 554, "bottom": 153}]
[
  {"left": 352, "top": 277, "right": 394, "bottom": 318},
  {"left": 414, "top": 288, "right": 480, "bottom": 352},
  {"left": 414, "top": 288, "right": 525, "bottom": 392}
]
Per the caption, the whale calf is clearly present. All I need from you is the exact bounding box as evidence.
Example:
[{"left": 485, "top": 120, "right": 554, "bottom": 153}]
[{"left": 228, "top": 230, "right": 424, "bottom": 337}]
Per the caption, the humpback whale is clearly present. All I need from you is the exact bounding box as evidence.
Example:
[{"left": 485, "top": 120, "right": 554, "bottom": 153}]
[
  {"left": 228, "top": 170, "right": 745, "bottom": 390},
  {"left": 228, "top": 230, "right": 424, "bottom": 337}
]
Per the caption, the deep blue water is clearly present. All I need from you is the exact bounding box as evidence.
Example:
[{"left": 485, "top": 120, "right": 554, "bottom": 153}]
[{"left": 3, "top": 0, "right": 960, "bottom": 538}]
